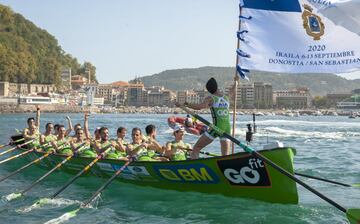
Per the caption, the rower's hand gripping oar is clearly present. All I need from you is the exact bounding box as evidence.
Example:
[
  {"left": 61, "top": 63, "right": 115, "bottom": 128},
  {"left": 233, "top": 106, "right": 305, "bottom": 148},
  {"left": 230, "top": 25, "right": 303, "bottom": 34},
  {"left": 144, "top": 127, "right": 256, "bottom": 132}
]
[
  {"left": 0, "top": 137, "right": 25, "bottom": 150},
  {"left": 180, "top": 106, "right": 360, "bottom": 224},
  {"left": 177, "top": 146, "right": 219, "bottom": 157},
  {"left": 0, "top": 139, "right": 34, "bottom": 157},
  {"left": 0, "top": 140, "right": 36, "bottom": 165},
  {"left": 50, "top": 144, "right": 113, "bottom": 199}
]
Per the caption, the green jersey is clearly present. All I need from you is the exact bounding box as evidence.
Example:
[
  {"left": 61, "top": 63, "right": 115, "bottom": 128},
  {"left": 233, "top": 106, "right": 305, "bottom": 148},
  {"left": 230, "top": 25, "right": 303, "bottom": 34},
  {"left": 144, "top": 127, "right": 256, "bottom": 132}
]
[
  {"left": 168, "top": 140, "right": 190, "bottom": 161},
  {"left": 208, "top": 95, "right": 231, "bottom": 138}
]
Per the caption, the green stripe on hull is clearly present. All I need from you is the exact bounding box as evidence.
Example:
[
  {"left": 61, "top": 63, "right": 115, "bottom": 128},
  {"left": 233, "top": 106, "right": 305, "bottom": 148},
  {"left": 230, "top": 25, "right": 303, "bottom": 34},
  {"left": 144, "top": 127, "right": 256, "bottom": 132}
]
[{"left": 17, "top": 147, "right": 298, "bottom": 204}]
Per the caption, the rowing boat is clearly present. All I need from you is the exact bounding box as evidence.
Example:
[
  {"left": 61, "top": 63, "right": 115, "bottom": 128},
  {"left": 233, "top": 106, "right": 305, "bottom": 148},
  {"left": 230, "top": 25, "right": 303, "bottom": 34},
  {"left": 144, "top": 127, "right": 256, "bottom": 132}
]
[{"left": 10, "top": 135, "right": 298, "bottom": 204}]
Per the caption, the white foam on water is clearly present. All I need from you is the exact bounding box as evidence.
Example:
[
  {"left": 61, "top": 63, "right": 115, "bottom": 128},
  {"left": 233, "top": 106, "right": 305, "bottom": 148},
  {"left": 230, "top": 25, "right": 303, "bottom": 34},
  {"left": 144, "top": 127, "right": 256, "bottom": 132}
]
[
  {"left": 16, "top": 198, "right": 80, "bottom": 213},
  {"left": 250, "top": 119, "right": 360, "bottom": 128},
  {"left": 44, "top": 209, "right": 79, "bottom": 224},
  {"left": 3, "top": 192, "right": 22, "bottom": 201},
  {"left": 261, "top": 127, "right": 346, "bottom": 140}
]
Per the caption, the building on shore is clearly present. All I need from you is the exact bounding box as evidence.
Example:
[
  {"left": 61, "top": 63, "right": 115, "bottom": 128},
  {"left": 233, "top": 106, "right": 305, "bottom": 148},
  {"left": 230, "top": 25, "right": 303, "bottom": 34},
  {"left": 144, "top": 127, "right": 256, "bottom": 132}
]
[
  {"left": 274, "top": 87, "right": 312, "bottom": 109},
  {"left": 326, "top": 92, "right": 353, "bottom": 107},
  {"left": 0, "top": 81, "right": 56, "bottom": 97},
  {"left": 176, "top": 89, "right": 208, "bottom": 104},
  {"left": 226, "top": 82, "right": 272, "bottom": 109}
]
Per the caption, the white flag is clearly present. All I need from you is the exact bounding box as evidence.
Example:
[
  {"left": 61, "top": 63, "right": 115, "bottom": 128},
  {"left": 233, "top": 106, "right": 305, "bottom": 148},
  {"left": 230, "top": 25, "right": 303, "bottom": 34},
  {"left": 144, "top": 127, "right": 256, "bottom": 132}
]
[{"left": 237, "top": 0, "right": 360, "bottom": 76}]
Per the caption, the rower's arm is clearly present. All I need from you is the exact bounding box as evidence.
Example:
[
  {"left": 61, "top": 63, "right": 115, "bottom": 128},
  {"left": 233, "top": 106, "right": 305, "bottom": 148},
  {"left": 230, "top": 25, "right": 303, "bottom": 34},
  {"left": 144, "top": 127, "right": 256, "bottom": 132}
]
[
  {"left": 94, "top": 142, "right": 103, "bottom": 154},
  {"left": 40, "top": 135, "right": 46, "bottom": 145},
  {"left": 84, "top": 113, "right": 91, "bottom": 140},
  {"left": 36, "top": 106, "right": 41, "bottom": 129},
  {"left": 163, "top": 142, "right": 173, "bottom": 158},
  {"left": 148, "top": 139, "right": 164, "bottom": 154},
  {"left": 115, "top": 140, "right": 126, "bottom": 152},
  {"left": 185, "top": 96, "right": 212, "bottom": 110},
  {"left": 65, "top": 116, "right": 73, "bottom": 136},
  {"left": 23, "top": 129, "right": 31, "bottom": 140}
]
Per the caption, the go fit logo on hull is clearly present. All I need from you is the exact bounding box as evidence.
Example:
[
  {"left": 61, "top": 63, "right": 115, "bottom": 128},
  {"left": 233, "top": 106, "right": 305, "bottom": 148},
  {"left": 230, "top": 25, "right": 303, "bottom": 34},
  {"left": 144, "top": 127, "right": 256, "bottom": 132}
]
[{"left": 217, "top": 157, "right": 271, "bottom": 187}]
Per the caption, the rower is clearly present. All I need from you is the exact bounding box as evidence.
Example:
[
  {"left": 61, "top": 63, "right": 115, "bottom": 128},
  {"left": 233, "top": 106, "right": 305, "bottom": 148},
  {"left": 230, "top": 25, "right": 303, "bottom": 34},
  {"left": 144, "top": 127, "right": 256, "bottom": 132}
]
[
  {"left": 143, "top": 125, "right": 167, "bottom": 160},
  {"left": 164, "top": 125, "right": 191, "bottom": 161},
  {"left": 23, "top": 105, "right": 40, "bottom": 134},
  {"left": 84, "top": 113, "right": 101, "bottom": 143},
  {"left": 115, "top": 127, "right": 128, "bottom": 153},
  {"left": 39, "top": 123, "right": 57, "bottom": 152},
  {"left": 53, "top": 116, "right": 73, "bottom": 137},
  {"left": 127, "top": 128, "right": 166, "bottom": 161},
  {"left": 51, "top": 125, "right": 72, "bottom": 156},
  {"left": 94, "top": 127, "right": 126, "bottom": 160},
  {"left": 175, "top": 77, "right": 238, "bottom": 159},
  {"left": 24, "top": 124, "right": 41, "bottom": 149},
  {"left": 70, "top": 128, "right": 96, "bottom": 158}
]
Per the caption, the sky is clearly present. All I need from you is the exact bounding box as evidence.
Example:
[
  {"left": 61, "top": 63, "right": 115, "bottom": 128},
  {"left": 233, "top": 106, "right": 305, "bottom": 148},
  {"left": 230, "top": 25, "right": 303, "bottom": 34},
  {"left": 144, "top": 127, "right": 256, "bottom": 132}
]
[
  {"left": 0, "top": 0, "right": 239, "bottom": 84},
  {"left": 0, "top": 0, "right": 359, "bottom": 83}
]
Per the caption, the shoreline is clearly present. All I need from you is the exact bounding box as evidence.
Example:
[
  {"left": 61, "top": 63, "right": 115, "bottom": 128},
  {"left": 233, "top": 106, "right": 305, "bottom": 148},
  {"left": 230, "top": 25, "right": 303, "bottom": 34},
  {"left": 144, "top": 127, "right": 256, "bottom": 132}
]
[{"left": 0, "top": 104, "right": 358, "bottom": 116}]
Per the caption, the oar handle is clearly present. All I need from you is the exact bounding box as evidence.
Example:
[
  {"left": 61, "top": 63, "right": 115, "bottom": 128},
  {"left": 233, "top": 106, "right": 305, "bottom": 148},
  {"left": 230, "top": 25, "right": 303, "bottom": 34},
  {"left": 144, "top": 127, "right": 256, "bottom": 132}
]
[{"left": 178, "top": 146, "right": 219, "bottom": 157}]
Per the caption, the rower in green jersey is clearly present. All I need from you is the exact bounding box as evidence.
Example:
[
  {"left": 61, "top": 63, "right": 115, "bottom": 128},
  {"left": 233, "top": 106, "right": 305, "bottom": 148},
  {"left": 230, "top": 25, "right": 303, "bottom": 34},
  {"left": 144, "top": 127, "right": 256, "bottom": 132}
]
[
  {"left": 116, "top": 127, "right": 128, "bottom": 149},
  {"left": 127, "top": 127, "right": 165, "bottom": 161},
  {"left": 39, "top": 122, "right": 57, "bottom": 152},
  {"left": 24, "top": 124, "right": 41, "bottom": 149},
  {"left": 143, "top": 124, "right": 168, "bottom": 161},
  {"left": 176, "top": 77, "right": 237, "bottom": 159},
  {"left": 51, "top": 125, "right": 72, "bottom": 156},
  {"left": 70, "top": 128, "right": 96, "bottom": 158},
  {"left": 164, "top": 125, "right": 191, "bottom": 161},
  {"left": 95, "top": 127, "right": 127, "bottom": 160}
]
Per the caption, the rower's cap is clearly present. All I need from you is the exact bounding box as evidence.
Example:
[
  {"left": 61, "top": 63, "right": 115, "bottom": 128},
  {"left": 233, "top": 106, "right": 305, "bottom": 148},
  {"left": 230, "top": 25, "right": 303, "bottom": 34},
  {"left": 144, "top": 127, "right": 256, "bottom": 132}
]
[
  {"left": 206, "top": 77, "right": 218, "bottom": 94},
  {"left": 174, "top": 125, "right": 185, "bottom": 132}
]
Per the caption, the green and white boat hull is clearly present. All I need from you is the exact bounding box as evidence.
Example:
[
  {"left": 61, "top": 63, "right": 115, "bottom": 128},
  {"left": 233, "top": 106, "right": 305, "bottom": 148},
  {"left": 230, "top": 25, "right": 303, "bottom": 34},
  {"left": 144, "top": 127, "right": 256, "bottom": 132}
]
[{"left": 15, "top": 146, "right": 298, "bottom": 204}]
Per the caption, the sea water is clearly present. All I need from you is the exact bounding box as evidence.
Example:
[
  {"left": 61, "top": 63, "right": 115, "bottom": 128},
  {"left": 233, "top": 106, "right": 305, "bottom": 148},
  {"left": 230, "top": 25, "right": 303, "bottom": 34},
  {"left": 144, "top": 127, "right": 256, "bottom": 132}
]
[{"left": 0, "top": 113, "right": 359, "bottom": 223}]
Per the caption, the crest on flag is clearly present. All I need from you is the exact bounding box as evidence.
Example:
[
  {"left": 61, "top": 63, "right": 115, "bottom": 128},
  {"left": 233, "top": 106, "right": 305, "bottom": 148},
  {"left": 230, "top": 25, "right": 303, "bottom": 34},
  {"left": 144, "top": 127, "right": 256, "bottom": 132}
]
[{"left": 302, "top": 4, "right": 325, "bottom": 40}]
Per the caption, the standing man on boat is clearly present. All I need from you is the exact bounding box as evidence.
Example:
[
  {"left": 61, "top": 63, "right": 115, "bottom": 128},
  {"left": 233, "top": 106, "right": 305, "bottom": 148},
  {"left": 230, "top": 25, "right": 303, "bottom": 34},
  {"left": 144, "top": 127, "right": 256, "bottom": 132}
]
[{"left": 176, "top": 77, "right": 237, "bottom": 159}]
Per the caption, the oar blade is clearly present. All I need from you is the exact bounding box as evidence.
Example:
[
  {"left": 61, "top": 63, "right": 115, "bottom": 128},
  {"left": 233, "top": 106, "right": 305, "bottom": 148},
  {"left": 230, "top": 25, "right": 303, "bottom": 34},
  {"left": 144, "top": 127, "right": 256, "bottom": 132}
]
[
  {"left": 351, "top": 183, "right": 360, "bottom": 188},
  {"left": 347, "top": 209, "right": 360, "bottom": 224}
]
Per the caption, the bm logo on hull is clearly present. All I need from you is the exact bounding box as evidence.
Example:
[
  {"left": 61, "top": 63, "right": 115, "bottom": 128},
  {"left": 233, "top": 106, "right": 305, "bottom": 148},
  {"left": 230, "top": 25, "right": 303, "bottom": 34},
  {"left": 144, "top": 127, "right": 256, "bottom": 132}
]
[{"left": 153, "top": 164, "right": 219, "bottom": 184}]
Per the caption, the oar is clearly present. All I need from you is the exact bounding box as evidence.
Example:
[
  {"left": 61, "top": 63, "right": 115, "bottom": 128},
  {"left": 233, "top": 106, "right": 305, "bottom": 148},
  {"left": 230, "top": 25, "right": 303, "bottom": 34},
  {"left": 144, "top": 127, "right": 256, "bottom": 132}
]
[
  {"left": 0, "top": 139, "right": 34, "bottom": 157},
  {"left": 50, "top": 145, "right": 113, "bottom": 199},
  {"left": 180, "top": 106, "right": 360, "bottom": 224},
  {"left": 0, "top": 138, "right": 25, "bottom": 150},
  {"left": 0, "top": 148, "right": 35, "bottom": 165},
  {"left": 43, "top": 157, "right": 133, "bottom": 223},
  {"left": 82, "top": 157, "right": 132, "bottom": 207},
  {"left": 178, "top": 147, "right": 219, "bottom": 157},
  {"left": 0, "top": 143, "right": 53, "bottom": 182},
  {"left": 295, "top": 172, "right": 360, "bottom": 188},
  {"left": 6, "top": 143, "right": 88, "bottom": 200}
]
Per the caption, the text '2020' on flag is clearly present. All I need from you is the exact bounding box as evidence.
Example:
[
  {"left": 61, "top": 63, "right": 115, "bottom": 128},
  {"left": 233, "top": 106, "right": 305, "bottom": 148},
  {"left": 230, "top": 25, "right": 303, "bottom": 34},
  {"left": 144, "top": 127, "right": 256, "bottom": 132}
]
[{"left": 236, "top": 0, "right": 360, "bottom": 77}]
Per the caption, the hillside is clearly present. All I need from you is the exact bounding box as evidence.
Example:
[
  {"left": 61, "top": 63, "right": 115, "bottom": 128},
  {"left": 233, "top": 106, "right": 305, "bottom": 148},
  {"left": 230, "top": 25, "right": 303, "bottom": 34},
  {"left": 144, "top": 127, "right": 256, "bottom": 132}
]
[
  {"left": 0, "top": 5, "right": 97, "bottom": 86},
  {"left": 137, "top": 66, "right": 360, "bottom": 96}
]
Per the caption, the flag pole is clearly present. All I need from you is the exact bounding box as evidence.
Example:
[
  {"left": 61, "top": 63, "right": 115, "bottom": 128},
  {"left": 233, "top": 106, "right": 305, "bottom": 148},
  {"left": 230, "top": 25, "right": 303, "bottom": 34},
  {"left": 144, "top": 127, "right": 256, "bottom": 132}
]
[{"left": 231, "top": 6, "right": 242, "bottom": 154}]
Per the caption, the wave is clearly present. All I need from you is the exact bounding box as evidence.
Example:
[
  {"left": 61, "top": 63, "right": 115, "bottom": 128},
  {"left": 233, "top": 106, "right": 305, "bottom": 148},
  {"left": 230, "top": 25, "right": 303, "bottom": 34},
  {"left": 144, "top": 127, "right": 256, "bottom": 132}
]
[
  {"left": 253, "top": 127, "right": 360, "bottom": 140},
  {"left": 239, "top": 119, "right": 360, "bottom": 128}
]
